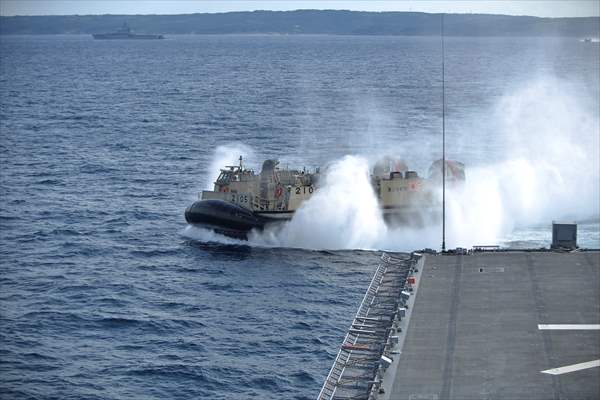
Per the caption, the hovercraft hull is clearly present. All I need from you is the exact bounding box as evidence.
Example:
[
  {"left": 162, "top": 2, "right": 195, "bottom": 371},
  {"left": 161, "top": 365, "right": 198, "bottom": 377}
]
[{"left": 185, "top": 200, "right": 266, "bottom": 239}]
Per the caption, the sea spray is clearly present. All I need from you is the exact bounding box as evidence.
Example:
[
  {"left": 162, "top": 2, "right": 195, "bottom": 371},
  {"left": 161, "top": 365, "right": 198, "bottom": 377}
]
[
  {"left": 181, "top": 225, "right": 244, "bottom": 245},
  {"left": 495, "top": 77, "right": 599, "bottom": 223},
  {"left": 424, "top": 77, "right": 600, "bottom": 249},
  {"left": 251, "top": 156, "right": 388, "bottom": 250},
  {"left": 197, "top": 77, "right": 599, "bottom": 251}
]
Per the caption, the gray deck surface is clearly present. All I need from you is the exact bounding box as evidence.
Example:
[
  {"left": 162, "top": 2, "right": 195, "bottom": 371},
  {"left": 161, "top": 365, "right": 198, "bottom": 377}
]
[{"left": 388, "top": 251, "right": 600, "bottom": 400}]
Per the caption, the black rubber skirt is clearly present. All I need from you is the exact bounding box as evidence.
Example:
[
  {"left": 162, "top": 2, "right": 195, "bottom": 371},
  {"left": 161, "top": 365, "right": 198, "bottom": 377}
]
[{"left": 185, "top": 200, "right": 265, "bottom": 239}]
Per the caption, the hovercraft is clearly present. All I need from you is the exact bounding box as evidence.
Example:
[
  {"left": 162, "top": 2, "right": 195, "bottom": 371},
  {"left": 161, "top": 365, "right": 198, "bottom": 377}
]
[{"left": 185, "top": 156, "right": 464, "bottom": 239}]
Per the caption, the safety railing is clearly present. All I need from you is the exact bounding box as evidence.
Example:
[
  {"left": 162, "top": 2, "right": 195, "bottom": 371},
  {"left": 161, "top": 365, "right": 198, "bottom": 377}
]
[{"left": 318, "top": 252, "right": 420, "bottom": 400}]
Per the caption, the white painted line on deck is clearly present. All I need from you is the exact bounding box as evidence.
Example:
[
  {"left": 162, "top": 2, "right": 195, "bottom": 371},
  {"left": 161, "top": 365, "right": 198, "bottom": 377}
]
[
  {"left": 538, "top": 324, "right": 600, "bottom": 330},
  {"left": 541, "top": 360, "right": 600, "bottom": 375}
]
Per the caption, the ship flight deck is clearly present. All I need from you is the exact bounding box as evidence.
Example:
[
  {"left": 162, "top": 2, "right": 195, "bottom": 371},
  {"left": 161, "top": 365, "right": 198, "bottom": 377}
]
[{"left": 319, "top": 250, "right": 600, "bottom": 400}]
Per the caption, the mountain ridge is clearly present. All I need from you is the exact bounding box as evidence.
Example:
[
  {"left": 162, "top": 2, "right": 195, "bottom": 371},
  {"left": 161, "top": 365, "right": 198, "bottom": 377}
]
[{"left": 1, "top": 10, "right": 598, "bottom": 36}]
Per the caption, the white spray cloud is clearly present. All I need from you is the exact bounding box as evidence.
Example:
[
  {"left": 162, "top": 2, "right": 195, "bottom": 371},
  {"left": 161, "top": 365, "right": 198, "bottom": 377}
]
[
  {"left": 495, "top": 77, "right": 599, "bottom": 222},
  {"left": 250, "top": 156, "right": 388, "bottom": 250},
  {"left": 438, "top": 77, "right": 599, "bottom": 248},
  {"left": 195, "top": 77, "right": 599, "bottom": 251},
  {"left": 181, "top": 225, "right": 243, "bottom": 245}
]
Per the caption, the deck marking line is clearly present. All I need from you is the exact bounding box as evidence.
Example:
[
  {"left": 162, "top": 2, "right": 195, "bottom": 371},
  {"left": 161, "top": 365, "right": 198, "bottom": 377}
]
[
  {"left": 541, "top": 360, "right": 600, "bottom": 375},
  {"left": 538, "top": 324, "right": 600, "bottom": 330}
]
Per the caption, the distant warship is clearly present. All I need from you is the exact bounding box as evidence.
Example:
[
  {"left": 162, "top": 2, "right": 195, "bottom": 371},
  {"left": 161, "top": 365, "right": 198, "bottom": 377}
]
[
  {"left": 185, "top": 156, "right": 465, "bottom": 239},
  {"left": 92, "top": 22, "right": 164, "bottom": 40}
]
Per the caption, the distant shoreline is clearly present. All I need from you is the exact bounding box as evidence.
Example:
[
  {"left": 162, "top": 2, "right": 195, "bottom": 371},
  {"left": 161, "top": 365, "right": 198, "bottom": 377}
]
[
  {"left": 1, "top": 10, "right": 599, "bottom": 37},
  {"left": 1, "top": 33, "right": 597, "bottom": 39}
]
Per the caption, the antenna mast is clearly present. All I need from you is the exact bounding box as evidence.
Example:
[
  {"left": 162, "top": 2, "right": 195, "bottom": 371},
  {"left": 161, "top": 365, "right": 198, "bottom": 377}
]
[{"left": 441, "top": 13, "right": 446, "bottom": 253}]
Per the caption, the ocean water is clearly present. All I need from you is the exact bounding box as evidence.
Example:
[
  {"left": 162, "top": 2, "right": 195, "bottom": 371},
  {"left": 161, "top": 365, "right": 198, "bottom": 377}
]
[{"left": 1, "top": 34, "right": 599, "bottom": 399}]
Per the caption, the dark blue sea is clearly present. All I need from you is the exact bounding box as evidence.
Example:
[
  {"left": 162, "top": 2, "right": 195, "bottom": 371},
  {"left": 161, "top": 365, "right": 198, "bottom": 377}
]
[{"left": 1, "top": 34, "right": 599, "bottom": 399}]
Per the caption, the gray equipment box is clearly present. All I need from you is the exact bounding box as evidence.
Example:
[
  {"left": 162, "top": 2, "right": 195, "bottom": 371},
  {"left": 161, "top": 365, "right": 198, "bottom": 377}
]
[{"left": 551, "top": 222, "right": 577, "bottom": 249}]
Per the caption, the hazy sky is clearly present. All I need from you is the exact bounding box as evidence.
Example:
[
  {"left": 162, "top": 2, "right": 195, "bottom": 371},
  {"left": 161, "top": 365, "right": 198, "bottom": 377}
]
[{"left": 1, "top": 0, "right": 599, "bottom": 18}]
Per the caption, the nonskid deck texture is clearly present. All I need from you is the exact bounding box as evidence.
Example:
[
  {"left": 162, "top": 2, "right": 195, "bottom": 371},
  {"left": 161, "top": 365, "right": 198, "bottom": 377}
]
[
  {"left": 318, "top": 253, "right": 422, "bottom": 400},
  {"left": 379, "top": 251, "right": 600, "bottom": 400},
  {"left": 318, "top": 251, "right": 600, "bottom": 400}
]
